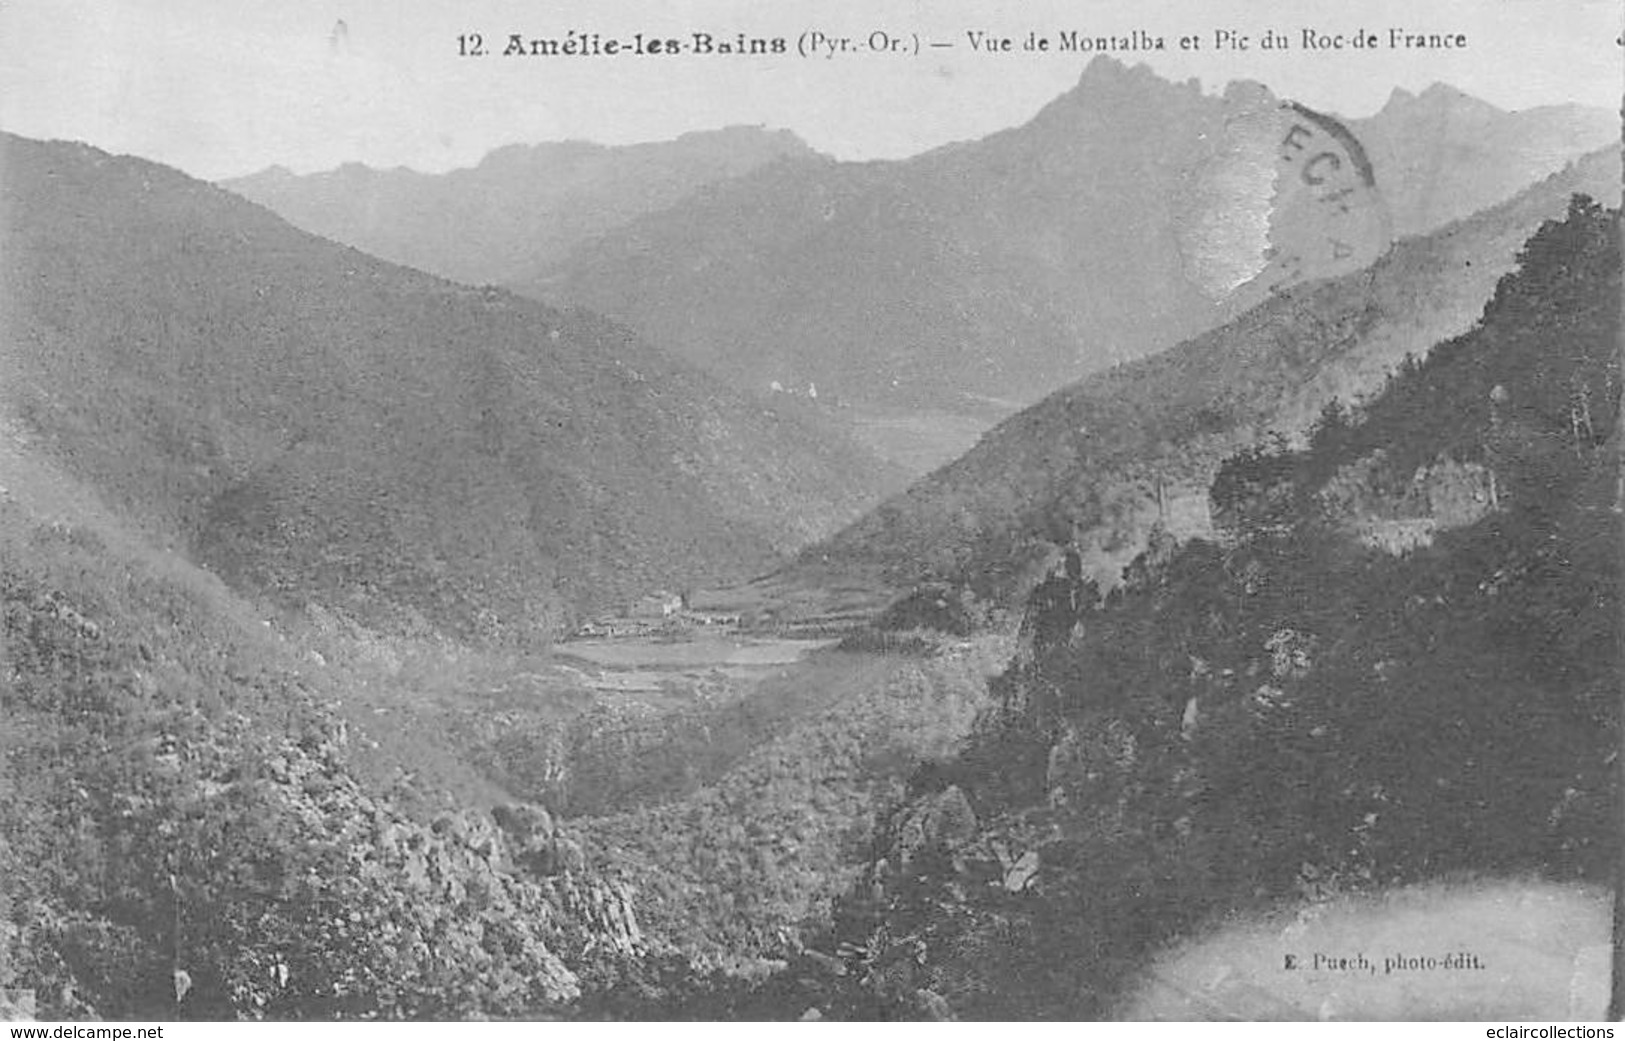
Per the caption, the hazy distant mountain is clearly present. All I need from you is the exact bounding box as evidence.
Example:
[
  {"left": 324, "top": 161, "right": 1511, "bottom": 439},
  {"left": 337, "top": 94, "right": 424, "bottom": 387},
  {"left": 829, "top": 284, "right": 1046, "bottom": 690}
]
[
  {"left": 1353, "top": 83, "right": 1620, "bottom": 238},
  {"left": 802, "top": 146, "right": 1622, "bottom": 599},
  {"left": 222, "top": 126, "right": 816, "bottom": 287},
  {"left": 0, "top": 132, "right": 899, "bottom": 641},
  {"left": 531, "top": 59, "right": 1231, "bottom": 411},
  {"left": 527, "top": 58, "right": 1615, "bottom": 415}
]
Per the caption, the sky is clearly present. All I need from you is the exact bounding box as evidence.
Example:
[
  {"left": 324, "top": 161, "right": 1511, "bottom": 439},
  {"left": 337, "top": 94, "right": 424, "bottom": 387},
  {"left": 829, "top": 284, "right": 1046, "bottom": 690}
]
[{"left": 1, "top": 0, "right": 1619, "bottom": 181}]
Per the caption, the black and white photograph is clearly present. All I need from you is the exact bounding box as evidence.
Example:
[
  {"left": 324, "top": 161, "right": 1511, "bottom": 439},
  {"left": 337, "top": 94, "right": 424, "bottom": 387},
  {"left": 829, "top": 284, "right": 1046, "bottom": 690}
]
[{"left": 0, "top": 0, "right": 1620, "bottom": 1025}]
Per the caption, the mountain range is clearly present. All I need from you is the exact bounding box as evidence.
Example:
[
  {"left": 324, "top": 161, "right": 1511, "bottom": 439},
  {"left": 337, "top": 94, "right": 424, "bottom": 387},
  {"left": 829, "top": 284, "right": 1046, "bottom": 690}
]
[
  {"left": 3, "top": 54, "right": 1619, "bottom": 1023},
  {"left": 221, "top": 60, "right": 1614, "bottom": 477},
  {"left": 526, "top": 61, "right": 1614, "bottom": 415},
  {"left": 801, "top": 143, "right": 1622, "bottom": 600},
  {"left": 224, "top": 126, "right": 816, "bottom": 288},
  {"left": 0, "top": 132, "right": 900, "bottom": 643}
]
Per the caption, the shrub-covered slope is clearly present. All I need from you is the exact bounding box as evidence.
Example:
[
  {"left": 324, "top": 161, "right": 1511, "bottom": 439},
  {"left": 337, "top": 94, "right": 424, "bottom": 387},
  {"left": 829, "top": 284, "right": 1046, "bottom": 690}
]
[
  {"left": 0, "top": 480, "right": 643, "bottom": 1019},
  {"left": 816, "top": 195, "right": 1621, "bottom": 1020}
]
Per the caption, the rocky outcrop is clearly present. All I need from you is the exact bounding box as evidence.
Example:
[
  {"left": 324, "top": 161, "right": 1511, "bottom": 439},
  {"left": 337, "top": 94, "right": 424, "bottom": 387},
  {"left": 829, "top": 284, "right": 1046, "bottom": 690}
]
[
  {"left": 893, "top": 786, "right": 978, "bottom": 865},
  {"left": 1319, "top": 450, "right": 1498, "bottom": 554}
]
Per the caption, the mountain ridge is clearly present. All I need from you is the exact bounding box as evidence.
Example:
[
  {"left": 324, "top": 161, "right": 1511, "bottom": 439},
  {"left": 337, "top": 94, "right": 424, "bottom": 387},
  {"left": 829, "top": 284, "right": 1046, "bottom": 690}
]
[
  {"left": 0, "top": 131, "right": 900, "bottom": 643},
  {"left": 223, "top": 125, "right": 820, "bottom": 288},
  {"left": 798, "top": 143, "right": 1622, "bottom": 602},
  {"left": 526, "top": 57, "right": 1615, "bottom": 415}
]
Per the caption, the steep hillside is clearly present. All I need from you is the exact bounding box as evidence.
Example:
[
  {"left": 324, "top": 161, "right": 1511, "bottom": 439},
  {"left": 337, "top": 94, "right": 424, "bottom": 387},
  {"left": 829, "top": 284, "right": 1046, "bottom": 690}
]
[
  {"left": 815, "top": 194, "right": 1621, "bottom": 1021},
  {"left": 223, "top": 127, "right": 816, "bottom": 287},
  {"left": 527, "top": 59, "right": 1612, "bottom": 416},
  {"left": 572, "top": 639, "right": 1007, "bottom": 987},
  {"left": 806, "top": 146, "right": 1622, "bottom": 601},
  {"left": 0, "top": 385, "right": 1000, "bottom": 1023},
  {"left": 0, "top": 452, "right": 645, "bottom": 1019},
  {"left": 0, "top": 133, "right": 899, "bottom": 643}
]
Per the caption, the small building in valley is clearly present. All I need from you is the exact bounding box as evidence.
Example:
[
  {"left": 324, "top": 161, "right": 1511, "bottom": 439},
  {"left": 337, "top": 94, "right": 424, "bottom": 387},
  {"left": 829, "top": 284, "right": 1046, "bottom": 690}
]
[{"left": 628, "top": 590, "right": 684, "bottom": 619}]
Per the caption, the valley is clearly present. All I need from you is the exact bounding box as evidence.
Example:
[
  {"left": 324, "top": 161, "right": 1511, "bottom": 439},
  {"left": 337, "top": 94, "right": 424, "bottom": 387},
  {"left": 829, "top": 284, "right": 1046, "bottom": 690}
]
[
  {"left": 1, "top": 51, "right": 1618, "bottom": 1024},
  {"left": 556, "top": 631, "right": 841, "bottom": 696},
  {"left": 561, "top": 634, "right": 834, "bottom": 673},
  {"left": 219, "top": 58, "right": 1618, "bottom": 480}
]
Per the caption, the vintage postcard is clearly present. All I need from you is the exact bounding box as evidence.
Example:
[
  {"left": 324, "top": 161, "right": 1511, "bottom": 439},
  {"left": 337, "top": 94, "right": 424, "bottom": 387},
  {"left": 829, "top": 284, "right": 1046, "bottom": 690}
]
[{"left": 0, "top": 0, "right": 1619, "bottom": 1025}]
